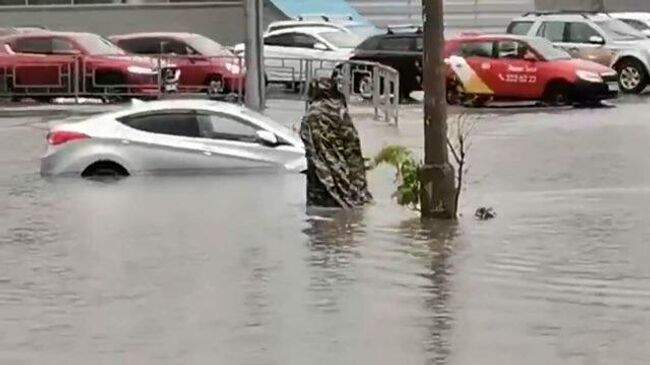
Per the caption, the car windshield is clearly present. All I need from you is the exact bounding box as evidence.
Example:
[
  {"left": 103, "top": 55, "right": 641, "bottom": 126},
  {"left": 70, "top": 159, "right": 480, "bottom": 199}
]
[
  {"left": 595, "top": 20, "right": 645, "bottom": 41},
  {"left": 76, "top": 34, "right": 125, "bottom": 55},
  {"left": 345, "top": 24, "right": 381, "bottom": 37},
  {"left": 185, "top": 35, "right": 233, "bottom": 56},
  {"left": 526, "top": 37, "right": 571, "bottom": 60},
  {"left": 319, "top": 30, "right": 363, "bottom": 49}
]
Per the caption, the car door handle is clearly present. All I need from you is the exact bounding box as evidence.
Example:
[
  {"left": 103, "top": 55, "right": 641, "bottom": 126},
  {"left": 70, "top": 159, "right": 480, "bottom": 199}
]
[
  {"left": 121, "top": 139, "right": 130, "bottom": 145},
  {"left": 202, "top": 150, "right": 212, "bottom": 156}
]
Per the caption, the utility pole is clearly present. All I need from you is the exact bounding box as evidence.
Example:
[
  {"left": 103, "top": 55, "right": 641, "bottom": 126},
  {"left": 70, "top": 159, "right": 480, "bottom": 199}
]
[
  {"left": 244, "top": 0, "right": 265, "bottom": 111},
  {"left": 420, "top": 0, "right": 457, "bottom": 219}
]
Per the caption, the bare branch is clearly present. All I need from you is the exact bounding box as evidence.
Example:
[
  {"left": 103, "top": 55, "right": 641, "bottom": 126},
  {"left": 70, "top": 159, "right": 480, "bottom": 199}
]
[{"left": 447, "top": 138, "right": 462, "bottom": 165}]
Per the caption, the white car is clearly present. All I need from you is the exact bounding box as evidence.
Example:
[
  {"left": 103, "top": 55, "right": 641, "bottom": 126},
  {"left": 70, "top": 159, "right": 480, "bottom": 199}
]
[
  {"left": 41, "top": 99, "right": 306, "bottom": 177},
  {"left": 234, "top": 26, "right": 363, "bottom": 85},
  {"left": 611, "top": 13, "right": 650, "bottom": 37}
]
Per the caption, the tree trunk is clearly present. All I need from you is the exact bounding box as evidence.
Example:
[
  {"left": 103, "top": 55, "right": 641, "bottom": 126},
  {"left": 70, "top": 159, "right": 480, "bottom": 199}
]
[{"left": 420, "top": 0, "right": 457, "bottom": 219}]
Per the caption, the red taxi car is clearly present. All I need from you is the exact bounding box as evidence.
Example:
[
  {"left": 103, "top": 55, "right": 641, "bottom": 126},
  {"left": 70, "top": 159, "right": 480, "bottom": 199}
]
[
  {"left": 109, "top": 32, "right": 245, "bottom": 97},
  {"left": 0, "top": 31, "right": 180, "bottom": 100},
  {"left": 444, "top": 34, "right": 619, "bottom": 106}
]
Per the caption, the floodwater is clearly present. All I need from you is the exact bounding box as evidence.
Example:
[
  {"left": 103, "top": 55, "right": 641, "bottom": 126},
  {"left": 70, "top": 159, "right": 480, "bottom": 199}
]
[{"left": 2, "top": 99, "right": 650, "bottom": 364}]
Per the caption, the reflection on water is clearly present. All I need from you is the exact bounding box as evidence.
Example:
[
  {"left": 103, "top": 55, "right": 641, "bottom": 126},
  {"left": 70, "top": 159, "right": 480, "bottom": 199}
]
[{"left": 3, "top": 102, "right": 650, "bottom": 363}]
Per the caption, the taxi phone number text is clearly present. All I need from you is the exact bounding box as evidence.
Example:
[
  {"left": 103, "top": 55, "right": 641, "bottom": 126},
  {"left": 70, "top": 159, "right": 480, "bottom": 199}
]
[{"left": 499, "top": 74, "right": 537, "bottom": 83}]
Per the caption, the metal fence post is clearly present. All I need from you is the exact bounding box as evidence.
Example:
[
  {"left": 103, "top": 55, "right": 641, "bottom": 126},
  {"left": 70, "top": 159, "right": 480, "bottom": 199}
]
[
  {"left": 238, "top": 55, "right": 244, "bottom": 104},
  {"left": 341, "top": 62, "right": 351, "bottom": 102},
  {"left": 393, "top": 70, "right": 400, "bottom": 125},
  {"left": 73, "top": 57, "right": 79, "bottom": 104},
  {"left": 304, "top": 59, "right": 312, "bottom": 111},
  {"left": 381, "top": 72, "right": 384, "bottom": 123},
  {"left": 372, "top": 65, "right": 380, "bottom": 120}
]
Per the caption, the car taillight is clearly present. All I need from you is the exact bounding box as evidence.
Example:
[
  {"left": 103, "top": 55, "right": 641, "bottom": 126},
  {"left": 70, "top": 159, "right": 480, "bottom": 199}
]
[{"left": 47, "top": 131, "right": 89, "bottom": 146}]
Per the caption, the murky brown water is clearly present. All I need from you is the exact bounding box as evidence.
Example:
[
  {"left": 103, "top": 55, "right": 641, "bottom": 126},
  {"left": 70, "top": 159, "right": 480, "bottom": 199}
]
[{"left": 2, "top": 100, "right": 650, "bottom": 364}]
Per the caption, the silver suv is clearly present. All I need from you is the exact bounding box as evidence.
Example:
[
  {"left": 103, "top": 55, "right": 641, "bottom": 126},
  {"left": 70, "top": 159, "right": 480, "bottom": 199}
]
[{"left": 507, "top": 12, "right": 650, "bottom": 94}]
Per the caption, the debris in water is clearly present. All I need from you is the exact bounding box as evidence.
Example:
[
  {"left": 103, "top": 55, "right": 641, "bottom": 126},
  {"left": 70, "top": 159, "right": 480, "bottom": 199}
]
[{"left": 475, "top": 207, "right": 496, "bottom": 220}]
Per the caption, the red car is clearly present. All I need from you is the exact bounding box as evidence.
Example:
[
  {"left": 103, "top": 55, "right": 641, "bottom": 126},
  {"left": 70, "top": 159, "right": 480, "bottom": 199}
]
[
  {"left": 0, "top": 31, "right": 180, "bottom": 100},
  {"left": 109, "top": 32, "right": 245, "bottom": 97},
  {"left": 443, "top": 34, "right": 619, "bottom": 106}
]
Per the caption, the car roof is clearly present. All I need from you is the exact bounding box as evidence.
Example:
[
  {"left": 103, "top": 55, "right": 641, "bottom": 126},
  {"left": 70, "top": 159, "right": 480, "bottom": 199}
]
[
  {"left": 116, "top": 99, "right": 250, "bottom": 120},
  {"left": 3, "top": 31, "right": 100, "bottom": 39},
  {"left": 447, "top": 33, "right": 537, "bottom": 42},
  {"left": 265, "top": 26, "right": 345, "bottom": 37},
  {"left": 266, "top": 21, "right": 349, "bottom": 33},
  {"left": 611, "top": 12, "right": 650, "bottom": 20},
  {"left": 513, "top": 12, "right": 613, "bottom": 22},
  {"left": 110, "top": 32, "right": 199, "bottom": 40}
]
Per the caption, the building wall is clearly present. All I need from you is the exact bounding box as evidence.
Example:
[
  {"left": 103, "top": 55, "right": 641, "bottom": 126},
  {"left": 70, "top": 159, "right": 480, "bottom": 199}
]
[{"left": 0, "top": 2, "right": 284, "bottom": 47}]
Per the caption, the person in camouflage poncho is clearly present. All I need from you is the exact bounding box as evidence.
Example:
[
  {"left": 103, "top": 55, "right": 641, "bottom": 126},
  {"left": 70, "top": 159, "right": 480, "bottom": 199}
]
[{"left": 299, "top": 77, "right": 373, "bottom": 208}]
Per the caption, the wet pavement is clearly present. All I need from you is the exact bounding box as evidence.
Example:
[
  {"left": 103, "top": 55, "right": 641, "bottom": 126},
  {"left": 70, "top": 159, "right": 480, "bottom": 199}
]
[{"left": 2, "top": 98, "right": 650, "bottom": 364}]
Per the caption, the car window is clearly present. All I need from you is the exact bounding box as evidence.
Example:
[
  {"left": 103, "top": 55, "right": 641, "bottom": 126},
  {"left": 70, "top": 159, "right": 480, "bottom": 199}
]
[
  {"left": 458, "top": 41, "right": 494, "bottom": 58},
  {"left": 537, "top": 21, "right": 566, "bottom": 42},
  {"left": 52, "top": 38, "right": 76, "bottom": 54},
  {"left": 620, "top": 18, "right": 650, "bottom": 31},
  {"left": 120, "top": 112, "right": 201, "bottom": 138},
  {"left": 14, "top": 38, "right": 51, "bottom": 54},
  {"left": 160, "top": 39, "right": 190, "bottom": 55},
  {"left": 265, "top": 33, "right": 295, "bottom": 47},
  {"left": 292, "top": 34, "right": 319, "bottom": 49},
  {"left": 595, "top": 19, "right": 645, "bottom": 41},
  {"left": 118, "top": 38, "right": 163, "bottom": 54},
  {"left": 507, "top": 21, "right": 534, "bottom": 35},
  {"left": 496, "top": 40, "right": 530, "bottom": 59},
  {"left": 357, "top": 36, "right": 381, "bottom": 50},
  {"left": 379, "top": 37, "right": 414, "bottom": 51},
  {"left": 197, "top": 112, "right": 259, "bottom": 143},
  {"left": 567, "top": 22, "right": 601, "bottom": 43}
]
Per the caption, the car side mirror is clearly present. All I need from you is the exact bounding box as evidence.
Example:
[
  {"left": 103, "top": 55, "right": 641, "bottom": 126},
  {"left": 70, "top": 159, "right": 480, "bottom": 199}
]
[
  {"left": 256, "top": 130, "right": 278, "bottom": 146},
  {"left": 642, "top": 29, "right": 650, "bottom": 38},
  {"left": 313, "top": 43, "right": 328, "bottom": 51},
  {"left": 588, "top": 35, "right": 605, "bottom": 45}
]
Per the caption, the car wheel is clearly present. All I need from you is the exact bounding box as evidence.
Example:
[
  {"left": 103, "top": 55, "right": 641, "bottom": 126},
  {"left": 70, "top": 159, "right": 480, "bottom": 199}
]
[
  {"left": 81, "top": 161, "right": 129, "bottom": 179},
  {"left": 616, "top": 59, "right": 648, "bottom": 94},
  {"left": 206, "top": 75, "right": 224, "bottom": 97},
  {"left": 446, "top": 76, "right": 464, "bottom": 105},
  {"left": 543, "top": 83, "right": 573, "bottom": 107}
]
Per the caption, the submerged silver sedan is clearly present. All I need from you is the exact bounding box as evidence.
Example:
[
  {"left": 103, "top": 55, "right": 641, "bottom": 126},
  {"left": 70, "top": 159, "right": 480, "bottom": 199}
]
[{"left": 41, "top": 99, "right": 306, "bottom": 177}]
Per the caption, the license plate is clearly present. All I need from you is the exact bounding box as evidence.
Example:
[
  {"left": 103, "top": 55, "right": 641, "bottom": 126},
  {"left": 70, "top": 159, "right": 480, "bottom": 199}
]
[
  {"left": 607, "top": 82, "right": 619, "bottom": 92},
  {"left": 164, "top": 84, "right": 178, "bottom": 92}
]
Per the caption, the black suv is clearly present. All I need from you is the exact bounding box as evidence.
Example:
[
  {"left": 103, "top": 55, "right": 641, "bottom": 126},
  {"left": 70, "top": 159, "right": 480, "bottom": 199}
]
[{"left": 348, "top": 25, "right": 423, "bottom": 99}]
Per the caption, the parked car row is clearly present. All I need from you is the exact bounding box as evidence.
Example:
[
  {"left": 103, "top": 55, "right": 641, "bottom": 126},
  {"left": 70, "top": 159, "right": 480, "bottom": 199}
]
[
  {"left": 2, "top": 11, "right": 649, "bottom": 107},
  {"left": 342, "top": 11, "right": 650, "bottom": 106},
  {"left": 0, "top": 28, "right": 246, "bottom": 100}
]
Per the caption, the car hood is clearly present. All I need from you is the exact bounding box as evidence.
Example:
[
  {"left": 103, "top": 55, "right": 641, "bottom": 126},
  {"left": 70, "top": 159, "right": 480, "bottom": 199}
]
[
  {"left": 609, "top": 38, "right": 650, "bottom": 50},
  {"left": 88, "top": 55, "right": 175, "bottom": 68},
  {"left": 556, "top": 58, "right": 614, "bottom": 73}
]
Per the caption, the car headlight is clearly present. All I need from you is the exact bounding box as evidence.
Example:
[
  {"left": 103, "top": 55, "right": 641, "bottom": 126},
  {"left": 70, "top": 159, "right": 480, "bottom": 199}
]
[
  {"left": 127, "top": 66, "right": 157, "bottom": 75},
  {"left": 225, "top": 62, "right": 241, "bottom": 74},
  {"left": 576, "top": 70, "right": 603, "bottom": 83}
]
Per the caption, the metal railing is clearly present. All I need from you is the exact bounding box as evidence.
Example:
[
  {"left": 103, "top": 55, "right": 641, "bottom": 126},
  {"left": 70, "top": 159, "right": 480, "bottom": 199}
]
[
  {"left": 261, "top": 57, "right": 399, "bottom": 123},
  {"left": 0, "top": 53, "right": 399, "bottom": 123}
]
